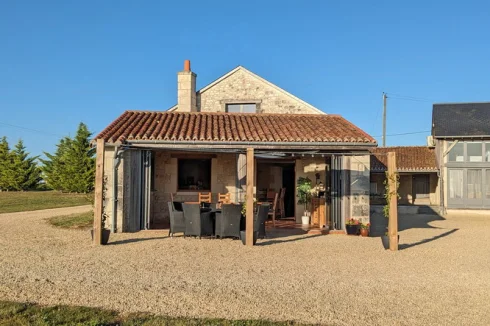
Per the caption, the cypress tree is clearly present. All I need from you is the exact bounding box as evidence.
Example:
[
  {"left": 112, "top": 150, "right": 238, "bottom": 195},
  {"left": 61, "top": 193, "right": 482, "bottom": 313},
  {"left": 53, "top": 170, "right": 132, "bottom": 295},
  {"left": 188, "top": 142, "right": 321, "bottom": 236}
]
[
  {"left": 0, "top": 137, "right": 13, "bottom": 191},
  {"left": 9, "top": 139, "right": 42, "bottom": 190},
  {"left": 40, "top": 123, "right": 95, "bottom": 193},
  {"left": 40, "top": 137, "right": 71, "bottom": 191}
]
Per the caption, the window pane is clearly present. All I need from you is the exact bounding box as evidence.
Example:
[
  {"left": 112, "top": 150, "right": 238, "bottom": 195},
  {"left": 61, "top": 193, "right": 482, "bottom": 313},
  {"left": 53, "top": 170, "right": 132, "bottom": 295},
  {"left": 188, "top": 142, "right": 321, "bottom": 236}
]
[
  {"left": 448, "top": 169, "right": 463, "bottom": 199},
  {"left": 226, "top": 104, "right": 241, "bottom": 113},
  {"left": 485, "top": 143, "right": 490, "bottom": 162},
  {"left": 467, "top": 142, "right": 483, "bottom": 162},
  {"left": 467, "top": 169, "right": 482, "bottom": 199},
  {"left": 241, "top": 104, "right": 256, "bottom": 113},
  {"left": 486, "top": 170, "right": 490, "bottom": 199},
  {"left": 448, "top": 142, "right": 464, "bottom": 162},
  {"left": 178, "top": 159, "right": 211, "bottom": 190},
  {"left": 370, "top": 182, "right": 377, "bottom": 194}
]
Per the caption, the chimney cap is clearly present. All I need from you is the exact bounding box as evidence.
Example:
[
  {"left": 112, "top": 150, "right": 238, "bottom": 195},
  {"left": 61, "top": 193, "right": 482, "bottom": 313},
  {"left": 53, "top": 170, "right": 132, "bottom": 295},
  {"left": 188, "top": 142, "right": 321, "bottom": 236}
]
[{"left": 184, "top": 60, "right": 191, "bottom": 71}]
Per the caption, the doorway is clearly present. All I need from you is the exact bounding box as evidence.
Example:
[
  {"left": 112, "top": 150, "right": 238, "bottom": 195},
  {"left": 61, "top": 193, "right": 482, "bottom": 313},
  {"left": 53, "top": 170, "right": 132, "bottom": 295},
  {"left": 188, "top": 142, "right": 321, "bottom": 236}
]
[{"left": 256, "top": 160, "right": 295, "bottom": 218}]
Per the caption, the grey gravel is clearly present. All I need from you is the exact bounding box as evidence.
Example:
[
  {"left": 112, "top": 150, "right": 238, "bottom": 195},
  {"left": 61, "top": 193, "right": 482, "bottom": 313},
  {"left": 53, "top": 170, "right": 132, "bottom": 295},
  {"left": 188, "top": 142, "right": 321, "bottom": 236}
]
[{"left": 1, "top": 206, "right": 490, "bottom": 325}]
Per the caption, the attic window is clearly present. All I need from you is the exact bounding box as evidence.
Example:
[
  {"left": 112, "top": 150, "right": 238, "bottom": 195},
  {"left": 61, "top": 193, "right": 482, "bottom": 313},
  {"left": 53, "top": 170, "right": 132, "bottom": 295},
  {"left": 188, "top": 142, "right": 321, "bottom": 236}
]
[{"left": 226, "top": 103, "right": 257, "bottom": 113}]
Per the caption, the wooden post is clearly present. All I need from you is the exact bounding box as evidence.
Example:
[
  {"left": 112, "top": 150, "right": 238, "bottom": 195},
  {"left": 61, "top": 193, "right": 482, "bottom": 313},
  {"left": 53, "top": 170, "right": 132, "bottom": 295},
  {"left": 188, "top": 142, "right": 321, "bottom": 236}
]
[
  {"left": 246, "top": 148, "right": 254, "bottom": 246},
  {"left": 93, "top": 139, "right": 105, "bottom": 245},
  {"left": 387, "top": 152, "right": 398, "bottom": 251}
]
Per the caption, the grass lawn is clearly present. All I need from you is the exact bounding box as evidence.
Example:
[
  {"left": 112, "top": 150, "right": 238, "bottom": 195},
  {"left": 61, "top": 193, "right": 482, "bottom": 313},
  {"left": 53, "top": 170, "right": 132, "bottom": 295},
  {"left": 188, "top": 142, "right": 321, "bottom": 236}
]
[
  {"left": 0, "top": 301, "right": 303, "bottom": 326},
  {"left": 47, "top": 211, "right": 94, "bottom": 229},
  {"left": 0, "top": 191, "right": 91, "bottom": 214}
]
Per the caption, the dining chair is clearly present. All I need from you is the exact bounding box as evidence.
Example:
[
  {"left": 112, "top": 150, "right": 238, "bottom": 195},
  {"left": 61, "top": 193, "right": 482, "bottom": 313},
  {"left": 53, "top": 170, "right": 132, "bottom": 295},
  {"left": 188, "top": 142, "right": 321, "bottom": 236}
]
[
  {"left": 267, "top": 193, "right": 279, "bottom": 227},
  {"left": 167, "top": 202, "right": 185, "bottom": 237},
  {"left": 266, "top": 189, "right": 276, "bottom": 202},
  {"left": 198, "top": 192, "right": 212, "bottom": 204},
  {"left": 217, "top": 193, "right": 231, "bottom": 209}
]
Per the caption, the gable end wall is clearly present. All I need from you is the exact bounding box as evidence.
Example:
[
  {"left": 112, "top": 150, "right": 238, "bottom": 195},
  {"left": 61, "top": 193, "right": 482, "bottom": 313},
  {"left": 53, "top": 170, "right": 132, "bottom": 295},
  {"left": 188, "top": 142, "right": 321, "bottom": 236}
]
[{"left": 195, "top": 69, "right": 322, "bottom": 114}]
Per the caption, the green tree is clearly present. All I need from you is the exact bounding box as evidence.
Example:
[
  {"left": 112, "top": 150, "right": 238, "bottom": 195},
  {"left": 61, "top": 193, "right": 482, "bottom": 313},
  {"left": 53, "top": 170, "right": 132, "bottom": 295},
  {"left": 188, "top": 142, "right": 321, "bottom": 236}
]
[
  {"left": 9, "top": 140, "right": 42, "bottom": 190},
  {"left": 0, "top": 137, "right": 13, "bottom": 190},
  {"left": 40, "top": 123, "right": 95, "bottom": 193},
  {"left": 40, "top": 137, "right": 71, "bottom": 191}
]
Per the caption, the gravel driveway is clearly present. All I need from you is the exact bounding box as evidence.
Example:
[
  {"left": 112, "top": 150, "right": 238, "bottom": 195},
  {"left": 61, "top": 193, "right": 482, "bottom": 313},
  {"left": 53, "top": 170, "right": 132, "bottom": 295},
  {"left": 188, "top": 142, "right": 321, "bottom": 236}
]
[{"left": 1, "top": 206, "right": 489, "bottom": 325}]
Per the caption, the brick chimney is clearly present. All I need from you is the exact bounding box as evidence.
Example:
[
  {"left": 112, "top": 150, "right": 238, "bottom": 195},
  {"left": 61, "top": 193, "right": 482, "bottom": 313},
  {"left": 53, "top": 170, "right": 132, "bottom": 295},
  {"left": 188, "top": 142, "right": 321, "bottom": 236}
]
[{"left": 177, "top": 60, "right": 197, "bottom": 112}]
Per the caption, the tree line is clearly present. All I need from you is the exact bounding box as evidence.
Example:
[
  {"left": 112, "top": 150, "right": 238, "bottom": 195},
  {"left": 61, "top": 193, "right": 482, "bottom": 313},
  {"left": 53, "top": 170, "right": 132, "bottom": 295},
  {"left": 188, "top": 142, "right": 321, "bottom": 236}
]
[{"left": 0, "top": 123, "right": 95, "bottom": 193}]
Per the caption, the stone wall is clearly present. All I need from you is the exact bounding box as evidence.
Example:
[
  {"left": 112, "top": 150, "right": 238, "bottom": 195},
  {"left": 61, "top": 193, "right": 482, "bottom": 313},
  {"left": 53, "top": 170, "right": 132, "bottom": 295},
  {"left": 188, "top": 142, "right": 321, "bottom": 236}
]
[
  {"left": 180, "top": 68, "right": 323, "bottom": 114},
  {"left": 151, "top": 152, "right": 238, "bottom": 225}
]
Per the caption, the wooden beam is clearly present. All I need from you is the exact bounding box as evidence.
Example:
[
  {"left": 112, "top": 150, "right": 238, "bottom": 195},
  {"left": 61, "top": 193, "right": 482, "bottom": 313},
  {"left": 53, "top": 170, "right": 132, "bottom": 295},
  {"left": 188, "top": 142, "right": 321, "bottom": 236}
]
[
  {"left": 246, "top": 148, "right": 255, "bottom": 246},
  {"left": 387, "top": 152, "right": 398, "bottom": 251},
  {"left": 93, "top": 139, "right": 105, "bottom": 245}
]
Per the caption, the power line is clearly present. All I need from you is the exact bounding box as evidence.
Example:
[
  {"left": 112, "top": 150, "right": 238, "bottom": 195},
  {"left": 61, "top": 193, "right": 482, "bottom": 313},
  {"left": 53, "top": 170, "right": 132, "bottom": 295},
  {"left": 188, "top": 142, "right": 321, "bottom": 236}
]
[
  {"left": 385, "top": 93, "right": 435, "bottom": 102},
  {"left": 0, "top": 122, "right": 63, "bottom": 138},
  {"left": 373, "top": 130, "right": 430, "bottom": 138}
]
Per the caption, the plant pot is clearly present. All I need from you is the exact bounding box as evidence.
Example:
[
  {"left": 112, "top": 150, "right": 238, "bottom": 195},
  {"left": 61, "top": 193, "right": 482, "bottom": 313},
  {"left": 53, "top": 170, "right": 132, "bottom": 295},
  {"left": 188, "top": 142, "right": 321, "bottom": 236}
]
[
  {"left": 345, "top": 224, "right": 359, "bottom": 235},
  {"left": 301, "top": 215, "right": 310, "bottom": 225},
  {"left": 90, "top": 229, "right": 111, "bottom": 245},
  {"left": 360, "top": 228, "right": 369, "bottom": 237},
  {"left": 240, "top": 230, "right": 258, "bottom": 245},
  {"left": 381, "top": 235, "right": 400, "bottom": 250}
]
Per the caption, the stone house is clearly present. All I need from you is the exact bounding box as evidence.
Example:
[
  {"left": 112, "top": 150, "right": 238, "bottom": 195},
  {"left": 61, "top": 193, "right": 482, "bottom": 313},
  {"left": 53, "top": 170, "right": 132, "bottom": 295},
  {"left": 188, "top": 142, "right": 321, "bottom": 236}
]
[{"left": 93, "top": 60, "right": 376, "bottom": 233}]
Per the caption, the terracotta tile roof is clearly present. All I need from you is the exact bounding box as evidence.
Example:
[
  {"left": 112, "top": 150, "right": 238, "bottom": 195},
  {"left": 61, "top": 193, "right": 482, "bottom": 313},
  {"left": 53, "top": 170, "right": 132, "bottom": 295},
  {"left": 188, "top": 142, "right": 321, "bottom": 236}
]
[
  {"left": 370, "top": 146, "right": 438, "bottom": 172},
  {"left": 94, "top": 111, "right": 376, "bottom": 145}
]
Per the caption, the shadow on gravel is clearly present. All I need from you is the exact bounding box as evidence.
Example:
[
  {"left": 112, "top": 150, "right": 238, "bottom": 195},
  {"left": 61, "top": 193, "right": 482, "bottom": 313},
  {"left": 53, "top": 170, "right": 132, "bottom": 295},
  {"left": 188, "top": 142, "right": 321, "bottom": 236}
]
[
  {"left": 257, "top": 234, "right": 323, "bottom": 246},
  {"left": 108, "top": 236, "right": 168, "bottom": 245},
  {"left": 398, "top": 228, "right": 459, "bottom": 250}
]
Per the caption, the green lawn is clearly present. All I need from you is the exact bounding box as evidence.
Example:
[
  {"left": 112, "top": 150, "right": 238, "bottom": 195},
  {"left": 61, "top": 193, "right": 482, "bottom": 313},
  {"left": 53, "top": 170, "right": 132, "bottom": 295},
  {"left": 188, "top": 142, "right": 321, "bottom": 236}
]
[
  {"left": 0, "top": 191, "right": 91, "bottom": 214},
  {"left": 0, "top": 301, "right": 303, "bottom": 326},
  {"left": 47, "top": 211, "right": 94, "bottom": 229}
]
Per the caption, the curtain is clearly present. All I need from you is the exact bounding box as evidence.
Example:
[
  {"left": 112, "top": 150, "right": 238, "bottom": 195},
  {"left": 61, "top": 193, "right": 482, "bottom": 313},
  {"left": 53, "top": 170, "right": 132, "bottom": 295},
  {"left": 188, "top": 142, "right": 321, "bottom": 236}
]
[
  {"left": 449, "top": 169, "right": 463, "bottom": 199},
  {"left": 467, "top": 169, "right": 482, "bottom": 199}
]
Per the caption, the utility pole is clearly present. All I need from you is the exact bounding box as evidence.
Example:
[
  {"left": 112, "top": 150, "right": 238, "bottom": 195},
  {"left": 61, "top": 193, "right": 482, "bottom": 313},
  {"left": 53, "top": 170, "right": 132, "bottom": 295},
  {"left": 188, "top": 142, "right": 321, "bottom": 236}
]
[{"left": 382, "top": 92, "right": 387, "bottom": 147}]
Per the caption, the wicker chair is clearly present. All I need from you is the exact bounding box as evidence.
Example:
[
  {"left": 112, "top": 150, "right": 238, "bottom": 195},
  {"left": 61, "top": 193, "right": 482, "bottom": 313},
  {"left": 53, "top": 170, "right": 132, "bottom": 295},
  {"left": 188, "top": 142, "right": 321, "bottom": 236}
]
[
  {"left": 183, "top": 203, "right": 214, "bottom": 238},
  {"left": 168, "top": 202, "right": 185, "bottom": 237},
  {"left": 215, "top": 204, "right": 242, "bottom": 239},
  {"left": 255, "top": 203, "right": 270, "bottom": 239}
]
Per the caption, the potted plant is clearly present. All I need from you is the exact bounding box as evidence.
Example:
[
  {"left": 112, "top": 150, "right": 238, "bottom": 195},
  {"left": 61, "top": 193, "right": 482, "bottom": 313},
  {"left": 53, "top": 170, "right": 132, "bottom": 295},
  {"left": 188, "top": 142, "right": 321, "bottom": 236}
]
[
  {"left": 345, "top": 218, "right": 360, "bottom": 235},
  {"left": 296, "top": 177, "right": 313, "bottom": 225},
  {"left": 360, "top": 222, "right": 370, "bottom": 237}
]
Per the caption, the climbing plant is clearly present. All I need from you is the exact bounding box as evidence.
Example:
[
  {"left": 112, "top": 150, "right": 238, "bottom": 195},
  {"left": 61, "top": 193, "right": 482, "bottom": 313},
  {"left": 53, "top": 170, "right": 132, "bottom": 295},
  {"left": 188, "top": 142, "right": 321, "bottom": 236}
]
[{"left": 383, "top": 171, "right": 400, "bottom": 218}]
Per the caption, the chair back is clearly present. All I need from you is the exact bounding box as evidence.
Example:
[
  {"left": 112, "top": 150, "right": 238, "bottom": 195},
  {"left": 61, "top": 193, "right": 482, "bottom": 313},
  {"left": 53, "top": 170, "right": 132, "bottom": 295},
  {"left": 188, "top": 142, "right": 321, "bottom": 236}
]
[
  {"left": 218, "top": 204, "right": 242, "bottom": 238},
  {"left": 255, "top": 203, "right": 269, "bottom": 238},
  {"left": 199, "top": 192, "right": 212, "bottom": 203},
  {"left": 168, "top": 202, "right": 185, "bottom": 235},
  {"left": 183, "top": 203, "right": 202, "bottom": 236},
  {"left": 218, "top": 193, "right": 231, "bottom": 204},
  {"left": 266, "top": 189, "right": 276, "bottom": 201}
]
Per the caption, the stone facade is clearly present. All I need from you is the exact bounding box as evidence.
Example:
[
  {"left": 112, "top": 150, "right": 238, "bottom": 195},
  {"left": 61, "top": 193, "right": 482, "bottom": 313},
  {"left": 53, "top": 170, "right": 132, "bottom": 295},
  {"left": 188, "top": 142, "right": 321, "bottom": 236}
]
[
  {"left": 174, "top": 67, "right": 323, "bottom": 114},
  {"left": 150, "top": 151, "right": 238, "bottom": 225}
]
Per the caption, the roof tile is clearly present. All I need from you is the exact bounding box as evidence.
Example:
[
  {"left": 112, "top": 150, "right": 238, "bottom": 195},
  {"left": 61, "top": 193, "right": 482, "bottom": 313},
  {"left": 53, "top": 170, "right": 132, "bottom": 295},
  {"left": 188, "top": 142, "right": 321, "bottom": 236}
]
[
  {"left": 95, "top": 111, "right": 376, "bottom": 145},
  {"left": 371, "top": 146, "right": 438, "bottom": 172}
]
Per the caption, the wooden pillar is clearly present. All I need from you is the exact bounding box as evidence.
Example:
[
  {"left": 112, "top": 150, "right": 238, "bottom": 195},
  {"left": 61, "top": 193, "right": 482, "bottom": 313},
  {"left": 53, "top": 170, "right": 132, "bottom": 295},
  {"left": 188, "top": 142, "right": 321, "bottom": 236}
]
[
  {"left": 387, "top": 152, "right": 398, "bottom": 251},
  {"left": 93, "top": 139, "right": 105, "bottom": 245},
  {"left": 246, "top": 148, "right": 255, "bottom": 246}
]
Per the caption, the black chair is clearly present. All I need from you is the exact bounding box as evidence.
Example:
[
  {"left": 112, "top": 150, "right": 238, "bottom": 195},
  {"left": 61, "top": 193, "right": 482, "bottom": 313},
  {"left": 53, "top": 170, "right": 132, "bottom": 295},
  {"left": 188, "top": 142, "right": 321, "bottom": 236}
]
[
  {"left": 183, "top": 203, "right": 214, "bottom": 238},
  {"left": 215, "top": 204, "right": 242, "bottom": 239},
  {"left": 168, "top": 202, "right": 185, "bottom": 237},
  {"left": 254, "top": 203, "right": 269, "bottom": 239}
]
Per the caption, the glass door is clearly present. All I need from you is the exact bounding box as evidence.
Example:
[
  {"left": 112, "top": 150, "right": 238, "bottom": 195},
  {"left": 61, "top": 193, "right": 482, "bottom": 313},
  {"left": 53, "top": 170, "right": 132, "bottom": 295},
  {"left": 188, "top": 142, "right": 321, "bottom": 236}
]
[{"left": 466, "top": 169, "right": 483, "bottom": 207}]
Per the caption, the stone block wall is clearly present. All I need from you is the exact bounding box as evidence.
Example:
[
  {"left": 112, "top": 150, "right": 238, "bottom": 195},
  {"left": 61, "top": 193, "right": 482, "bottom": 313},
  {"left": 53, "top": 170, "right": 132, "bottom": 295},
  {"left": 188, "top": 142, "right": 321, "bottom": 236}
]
[
  {"left": 192, "top": 68, "right": 322, "bottom": 114},
  {"left": 150, "top": 151, "right": 238, "bottom": 225}
]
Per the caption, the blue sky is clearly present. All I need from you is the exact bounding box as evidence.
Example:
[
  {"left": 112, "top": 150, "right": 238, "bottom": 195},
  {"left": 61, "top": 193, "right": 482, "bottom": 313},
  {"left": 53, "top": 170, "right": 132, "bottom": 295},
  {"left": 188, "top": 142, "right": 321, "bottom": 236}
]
[{"left": 1, "top": 0, "right": 490, "bottom": 157}]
